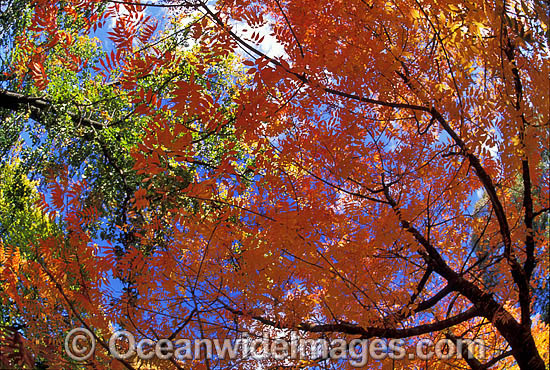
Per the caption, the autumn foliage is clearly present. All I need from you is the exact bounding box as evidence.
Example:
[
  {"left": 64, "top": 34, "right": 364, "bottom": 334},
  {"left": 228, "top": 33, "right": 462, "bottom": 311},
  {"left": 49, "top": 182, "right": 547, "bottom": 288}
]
[{"left": 0, "top": 0, "right": 549, "bottom": 369}]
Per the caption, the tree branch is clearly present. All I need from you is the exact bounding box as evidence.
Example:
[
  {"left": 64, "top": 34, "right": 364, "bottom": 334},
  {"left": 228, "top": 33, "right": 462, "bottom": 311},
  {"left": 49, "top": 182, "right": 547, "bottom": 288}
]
[
  {"left": 223, "top": 305, "right": 480, "bottom": 340},
  {"left": 0, "top": 89, "right": 104, "bottom": 130}
]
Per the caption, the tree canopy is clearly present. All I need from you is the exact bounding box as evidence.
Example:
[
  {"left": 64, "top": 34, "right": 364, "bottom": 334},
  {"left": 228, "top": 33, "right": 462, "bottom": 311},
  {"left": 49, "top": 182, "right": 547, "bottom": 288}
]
[{"left": 0, "top": 0, "right": 548, "bottom": 369}]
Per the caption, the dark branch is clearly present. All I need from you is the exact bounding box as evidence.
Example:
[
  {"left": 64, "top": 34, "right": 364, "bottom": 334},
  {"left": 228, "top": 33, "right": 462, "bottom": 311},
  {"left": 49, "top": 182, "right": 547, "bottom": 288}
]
[
  {"left": 224, "top": 304, "right": 479, "bottom": 340},
  {"left": 0, "top": 89, "right": 104, "bottom": 129}
]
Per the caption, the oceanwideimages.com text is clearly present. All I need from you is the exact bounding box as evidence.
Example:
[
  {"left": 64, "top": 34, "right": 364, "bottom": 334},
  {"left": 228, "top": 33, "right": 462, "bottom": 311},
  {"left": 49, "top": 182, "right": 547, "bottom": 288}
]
[{"left": 65, "top": 327, "right": 486, "bottom": 366}]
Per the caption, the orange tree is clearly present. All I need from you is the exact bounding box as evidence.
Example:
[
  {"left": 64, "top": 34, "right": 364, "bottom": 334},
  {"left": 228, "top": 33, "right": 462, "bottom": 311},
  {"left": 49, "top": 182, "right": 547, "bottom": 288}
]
[{"left": 0, "top": 0, "right": 548, "bottom": 369}]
